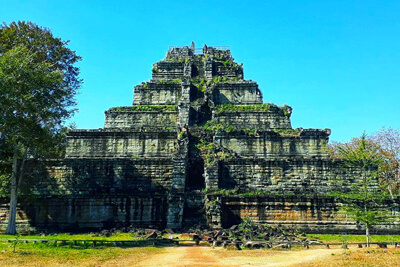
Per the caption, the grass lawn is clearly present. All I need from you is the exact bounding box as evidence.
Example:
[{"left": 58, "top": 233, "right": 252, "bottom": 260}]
[
  {"left": 0, "top": 240, "right": 165, "bottom": 267},
  {"left": 0, "top": 232, "right": 141, "bottom": 241}
]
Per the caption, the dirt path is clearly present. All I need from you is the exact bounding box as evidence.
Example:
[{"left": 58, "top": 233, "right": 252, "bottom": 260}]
[
  {"left": 103, "top": 246, "right": 341, "bottom": 267},
  {"left": 213, "top": 248, "right": 340, "bottom": 266},
  {"left": 136, "top": 246, "right": 223, "bottom": 267}
]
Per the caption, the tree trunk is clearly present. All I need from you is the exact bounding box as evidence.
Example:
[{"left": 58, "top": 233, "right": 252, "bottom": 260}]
[
  {"left": 387, "top": 182, "right": 394, "bottom": 200},
  {"left": 5, "top": 148, "right": 19, "bottom": 235},
  {"left": 366, "top": 224, "right": 370, "bottom": 247}
]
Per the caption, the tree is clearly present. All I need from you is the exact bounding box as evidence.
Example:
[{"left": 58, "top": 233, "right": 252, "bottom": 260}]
[
  {"left": 370, "top": 127, "right": 400, "bottom": 199},
  {"left": 331, "top": 134, "right": 391, "bottom": 247},
  {"left": 0, "top": 21, "right": 82, "bottom": 234}
]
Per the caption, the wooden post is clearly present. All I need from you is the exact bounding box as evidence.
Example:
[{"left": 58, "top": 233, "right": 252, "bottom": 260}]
[
  {"left": 235, "top": 242, "right": 242, "bottom": 250},
  {"left": 378, "top": 243, "right": 387, "bottom": 248}
]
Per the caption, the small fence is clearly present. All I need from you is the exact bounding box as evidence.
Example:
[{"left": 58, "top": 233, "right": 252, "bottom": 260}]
[
  {"left": 1, "top": 238, "right": 189, "bottom": 248},
  {"left": 2, "top": 238, "right": 400, "bottom": 250},
  {"left": 168, "top": 46, "right": 230, "bottom": 54}
]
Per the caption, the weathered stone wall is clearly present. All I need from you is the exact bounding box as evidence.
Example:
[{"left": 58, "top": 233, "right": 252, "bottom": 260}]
[
  {"left": 214, "top": 110, "right": 291, "bottom": 130},
  {"left": 26, "top": 159, "right": 174, "bottom": 195},
  {"left": 152, "top": 61, "right": 184, "bottom": 80},
  {"left": 216, "top": 129, "right": 330, "bottom": 158},
  {"left": 218, "top": 195, "right": 400, "bottom": 234},
  {"left": 0, "top": 158, "right": 175, "bottom": 232},
  {"left": 220, "top": 195, "right": 345, "bottom": 227},
  {"left": 133, "top": 82, "right": 181, "bottom": 104},
  {"left": 66, "top": 130, "right": 177, "bottom": 158},
  {"left": 165, "top": 46, "right": 193, "bottom": 61},
  {"left": 217, "top": 158, "right": 361, "bottom": 194},
  {"left": 203, "top": 46, "right": 231, "bottom": 60},
  {"left": 104, "top": 110, "right": 178, "bottom": 129},
  {"left": 0, "top": 196, "right": 168, "bottom": 231},
  {"left": 213, "top": 62, "right": 243, "bottom": 79},
  {"left": 212, "top": 82, "right": 262, "bottom": 104}
]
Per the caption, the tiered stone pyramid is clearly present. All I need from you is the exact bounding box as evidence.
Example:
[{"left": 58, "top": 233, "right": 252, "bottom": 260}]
[{"left": 4, "top": 43, "right": 394, "bottom": 233}]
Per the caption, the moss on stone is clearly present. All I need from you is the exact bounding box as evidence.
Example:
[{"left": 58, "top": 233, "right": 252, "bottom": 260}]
[
  {"left": 108, "top": 105, "right": 177, "bottom": 112},
  {"left": 196, "top": 140, "right": 233, "bottom": 168},
  {"left": 215, "top": 104, "right": 272, "bottom": 113},
  {"left": 281, "top": 104, "right": 292, "bottom": 117},
  {"left": 273, "top": 128, "right": 301, "bottom": 136},
  {"left": 204, "top": 120, "right": 235, "bottom": 133},
  {"left": 215, "top": 104, "right": 292, "bottom": 116}
]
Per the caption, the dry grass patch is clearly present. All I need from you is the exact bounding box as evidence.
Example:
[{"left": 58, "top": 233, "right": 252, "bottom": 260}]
[
  {"left": 295, "top": 248, "right": 400, "bottom": 267},
  {"left": 306, "top": 234, "right": 400, "bottom": 244},
  {"left": 208, "top": 247, "right": 341, "bottom": 266}
]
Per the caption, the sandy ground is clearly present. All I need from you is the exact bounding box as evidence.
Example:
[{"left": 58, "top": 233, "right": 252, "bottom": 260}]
[{"left": 101, "top": 246, "right": 341, "bottom": 267}]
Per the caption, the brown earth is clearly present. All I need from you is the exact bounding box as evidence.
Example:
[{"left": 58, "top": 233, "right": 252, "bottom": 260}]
[{"left": 101, "top": 246, "right": 341, "bottom": 267}]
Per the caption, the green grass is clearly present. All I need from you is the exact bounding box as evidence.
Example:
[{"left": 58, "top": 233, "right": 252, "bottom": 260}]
[
  {"left": 0, "top": 232, "right": 140, "bottom": 241},
  {"left": 0, "top": 240, "right": 164, "bottom": 266},
  {"left": 307, "top": 234, "right": 400, "bottom": 243},
  {"left": 215, "top": 104, "right": 272, "bottom": 113}
]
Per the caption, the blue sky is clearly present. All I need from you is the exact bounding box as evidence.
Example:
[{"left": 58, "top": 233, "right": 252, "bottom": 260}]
[{"left": 1, "top": 0, "right": 399, "bottom": 142}]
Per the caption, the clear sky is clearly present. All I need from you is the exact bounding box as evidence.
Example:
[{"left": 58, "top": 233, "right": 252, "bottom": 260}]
[{"left": 1, "top": 0, "right": 399, "bottom": 142}]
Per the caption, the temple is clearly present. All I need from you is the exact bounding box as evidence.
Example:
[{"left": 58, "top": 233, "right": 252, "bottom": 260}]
[{"left": 1, "top": 43, "right": 398, "bottom": 233}]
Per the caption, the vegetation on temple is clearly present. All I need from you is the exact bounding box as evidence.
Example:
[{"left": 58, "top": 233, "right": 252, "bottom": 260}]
[
  {"left": 215, "top": 103, "right": 272, "bottom": 113},
  {"left": 108, "top": 105, "right": 177, "bottom": 112},
  {"left": 214, "top": 103, "right": 291, "bottom": 117},
  {"left": 273, "top": 128, "right": 301, "bottom": 136},
  {"left": 196, "top": 140, "right": 233, "bottom": 168}
]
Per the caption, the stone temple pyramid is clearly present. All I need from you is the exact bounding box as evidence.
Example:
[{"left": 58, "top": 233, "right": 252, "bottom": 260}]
[{"left": 3, "top": 43, "right": 393, "bottom": 234}]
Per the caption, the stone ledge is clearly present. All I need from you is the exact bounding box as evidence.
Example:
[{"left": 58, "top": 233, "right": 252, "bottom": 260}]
[{"left": 68, "top": 129, "right": 177, "bottom": 136}]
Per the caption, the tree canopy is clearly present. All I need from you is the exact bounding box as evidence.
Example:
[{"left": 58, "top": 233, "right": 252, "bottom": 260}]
[
  {"left": 0, "top": 21, "right": 82, "bottom": 234},
  {"left": 330, "top": 128, "right": 400, "bottom": 198},
  {"left": 329, "top": 132, "right": 398, "bottom": 246}
]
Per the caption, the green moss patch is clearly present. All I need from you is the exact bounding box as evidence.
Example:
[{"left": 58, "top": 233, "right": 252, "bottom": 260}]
[{"left": 108, "top": 105, "right": 177, "bottom": 112}]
